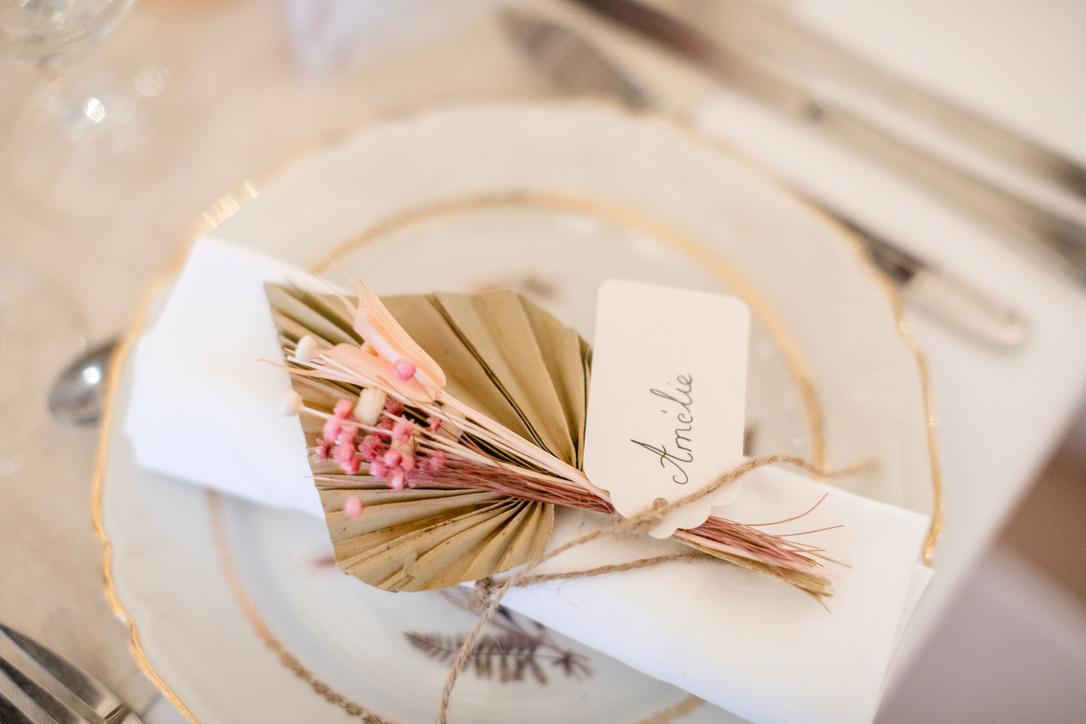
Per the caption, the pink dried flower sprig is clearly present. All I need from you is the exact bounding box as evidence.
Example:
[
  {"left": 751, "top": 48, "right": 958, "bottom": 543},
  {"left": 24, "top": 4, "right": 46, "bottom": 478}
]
[{"left": 312, "top": 393, "right": 447, "bottom": 490}]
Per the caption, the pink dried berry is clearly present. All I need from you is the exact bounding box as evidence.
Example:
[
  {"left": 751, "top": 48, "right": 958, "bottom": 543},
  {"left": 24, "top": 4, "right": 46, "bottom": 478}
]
[
  {"left": 359, "top": 434, "right": 382, "bottom": 461},
  {"left": 333, "top": 399, "right": 354, "bottom": 420},
  {"left": 344, "top": 496, "right": 364, "bottom": 518},
  {"left": 333, "top": 441, "right": 355, "bottom": 464},
  {"left": 392, "top": 420, "right": 413, "bottom": 442},
  {"left": 336, "top": 423, "right": 358, "bottom": 446},
  {"left": 393, "top": 358, "right": 416, "bottom": 381},
  {"left": 322, "top": 418, "right": 343, "bottom": 442},
  {"left": 387, "top": 469, "right": 406, "bottom": 490}
]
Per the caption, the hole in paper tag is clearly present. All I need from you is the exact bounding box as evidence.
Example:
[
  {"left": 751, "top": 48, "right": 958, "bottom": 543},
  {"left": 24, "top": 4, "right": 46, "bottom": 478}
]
[{"left": 583, "top": 280, "right": 750, "bottom": 538}]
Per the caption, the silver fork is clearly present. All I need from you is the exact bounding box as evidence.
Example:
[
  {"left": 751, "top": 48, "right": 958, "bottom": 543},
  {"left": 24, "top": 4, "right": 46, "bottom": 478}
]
[{"left": 0, "top": 624, "right": 141, "bottom": 724}]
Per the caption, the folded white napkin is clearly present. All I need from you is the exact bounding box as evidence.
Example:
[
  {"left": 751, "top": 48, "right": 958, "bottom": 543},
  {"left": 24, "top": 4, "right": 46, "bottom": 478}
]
[{"left": 126, "top": 237, "right": 931, "bottom": 724}]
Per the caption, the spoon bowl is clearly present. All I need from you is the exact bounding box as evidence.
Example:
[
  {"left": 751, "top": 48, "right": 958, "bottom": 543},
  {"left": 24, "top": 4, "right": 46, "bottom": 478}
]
[{"left": 47, "top": 338, "right": 118, "bottom": 425}]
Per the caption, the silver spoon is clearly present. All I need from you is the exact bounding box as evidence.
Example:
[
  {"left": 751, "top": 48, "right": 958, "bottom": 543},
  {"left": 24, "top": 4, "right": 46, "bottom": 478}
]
[{"left": 48, "top": 338, "right": 119, "bottom": 424}]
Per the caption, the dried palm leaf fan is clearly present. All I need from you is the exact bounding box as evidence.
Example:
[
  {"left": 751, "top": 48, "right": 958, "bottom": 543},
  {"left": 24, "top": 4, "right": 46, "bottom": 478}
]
[{"left": 267, "top": 283, "right": 833, "bottom": 597}]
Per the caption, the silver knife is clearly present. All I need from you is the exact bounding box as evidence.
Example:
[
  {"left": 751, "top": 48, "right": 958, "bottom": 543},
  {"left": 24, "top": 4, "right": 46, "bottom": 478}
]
[
  {"left": 502, "top": 8, "right": 1029, "bottom": 349},
  {"left": 815, "top": 205, "right": 1028, "bottom": 348},
  {"left": 702, "top": 0, "right": 1086, "bottom": 200},
  {"left": 563, "top": 0, "right": 1086, "bottom": 285}
]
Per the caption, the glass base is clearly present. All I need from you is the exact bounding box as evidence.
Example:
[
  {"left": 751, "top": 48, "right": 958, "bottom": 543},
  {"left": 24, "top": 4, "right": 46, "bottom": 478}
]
[{"left": 0, "top": 60, "right": 167, "bottom": 228}]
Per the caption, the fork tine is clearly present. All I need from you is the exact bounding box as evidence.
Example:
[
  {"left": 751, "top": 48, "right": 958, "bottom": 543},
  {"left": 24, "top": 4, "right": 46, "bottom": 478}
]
[
  {"left": 0, "top": 626, "right": 101, "bottom": 723},
  {"left": 0, "top": 624, "right": 129, "bottom": 720},
  {"left": 0, "top": 662, "right": 56, "bottom": 724}
]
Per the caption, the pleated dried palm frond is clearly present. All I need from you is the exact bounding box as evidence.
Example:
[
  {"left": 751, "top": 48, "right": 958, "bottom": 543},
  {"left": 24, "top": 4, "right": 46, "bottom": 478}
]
[{"left": 267, "top": 284, "right": 587, "bottom": 591}]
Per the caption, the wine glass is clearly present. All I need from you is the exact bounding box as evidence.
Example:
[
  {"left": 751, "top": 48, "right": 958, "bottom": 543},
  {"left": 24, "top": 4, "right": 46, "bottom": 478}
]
[
  {"left": 0, "top": 0, "right": 167, "bottom": 226},
  {"left": 0, "top": 0, "right": 135, "bottom": 63}
]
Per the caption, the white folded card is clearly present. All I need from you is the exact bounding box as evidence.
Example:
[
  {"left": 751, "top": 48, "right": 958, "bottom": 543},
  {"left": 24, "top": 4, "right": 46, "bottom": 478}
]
[{"left": 126, "top": 237, "right": 931, "bottom": 724}]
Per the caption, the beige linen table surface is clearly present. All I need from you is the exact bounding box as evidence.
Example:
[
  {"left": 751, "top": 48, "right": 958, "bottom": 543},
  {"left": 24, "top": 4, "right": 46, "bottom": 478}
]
[{"left": 1, "top": 1, "right": 1084, "bottom": 722}]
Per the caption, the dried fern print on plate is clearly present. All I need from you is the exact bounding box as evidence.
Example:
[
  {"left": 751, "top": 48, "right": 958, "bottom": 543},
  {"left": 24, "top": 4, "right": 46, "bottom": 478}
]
[{"left": 407, "top": 590, "right": 593, "bottom": 684}]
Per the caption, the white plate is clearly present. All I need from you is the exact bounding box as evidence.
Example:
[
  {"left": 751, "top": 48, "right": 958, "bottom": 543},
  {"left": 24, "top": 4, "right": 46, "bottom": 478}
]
[{"left": 95, "top": 103, "right": 938, "bottom": 723}]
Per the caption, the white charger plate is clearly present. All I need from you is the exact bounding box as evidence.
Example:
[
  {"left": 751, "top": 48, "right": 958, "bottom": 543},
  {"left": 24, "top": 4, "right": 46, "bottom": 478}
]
[{"left": 94, "top": 103, "right": 939, "bottom": 723}]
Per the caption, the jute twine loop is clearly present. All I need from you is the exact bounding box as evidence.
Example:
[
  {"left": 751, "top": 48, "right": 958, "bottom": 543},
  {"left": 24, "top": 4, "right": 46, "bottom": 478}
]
[{"left": 436, "top": 454, "right": 867, "bottom": 723}]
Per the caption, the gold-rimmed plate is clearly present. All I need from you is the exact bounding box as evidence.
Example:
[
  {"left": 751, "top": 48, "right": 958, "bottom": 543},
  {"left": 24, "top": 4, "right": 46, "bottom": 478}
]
[{"left": 95, "top": 103, "right": 938, "bottom": 723}]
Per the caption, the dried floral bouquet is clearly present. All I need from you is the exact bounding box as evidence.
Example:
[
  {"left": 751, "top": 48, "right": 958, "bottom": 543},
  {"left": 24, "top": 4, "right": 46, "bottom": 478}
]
[{"left": 268, "top": 282, "right": 839, "bottom": 599}]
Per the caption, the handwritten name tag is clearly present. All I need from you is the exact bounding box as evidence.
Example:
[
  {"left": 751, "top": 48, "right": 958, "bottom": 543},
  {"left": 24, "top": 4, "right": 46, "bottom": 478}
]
[{"left": 583, "top": 280, "right": 750, "bottom": 538}]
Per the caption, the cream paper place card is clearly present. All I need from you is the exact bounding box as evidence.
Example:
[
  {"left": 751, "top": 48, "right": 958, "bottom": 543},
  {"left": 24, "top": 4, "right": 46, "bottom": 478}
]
[{"left": 584, "top": 280, "right": 751, "bottom": 537}]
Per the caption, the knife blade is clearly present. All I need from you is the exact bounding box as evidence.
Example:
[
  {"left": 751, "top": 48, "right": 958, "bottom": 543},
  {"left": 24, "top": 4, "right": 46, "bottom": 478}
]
[
  {"left": 703, "top": 0, "right": 1086, "bottom": 201},
  {"left": 502, "top": 7, "right": 1029, "bottom": 348},
  {"left": 565, "top": 0, "right": 1086, "bottom": 285}
]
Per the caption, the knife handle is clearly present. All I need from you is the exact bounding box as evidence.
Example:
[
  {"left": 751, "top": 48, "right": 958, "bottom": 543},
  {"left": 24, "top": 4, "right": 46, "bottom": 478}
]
[
  {"left": 802, "top": 190, "right": 1029, "bottom": 349},
  {"left": 812, "top": 99, "right": 1086, "bottom": 284},
  {"left": 901, "top": 267, "right": 1029, "bottom": 349}
]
